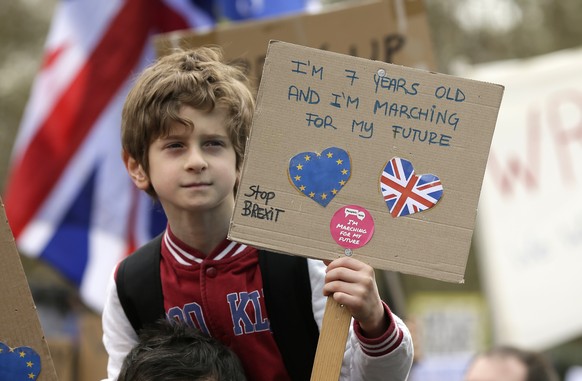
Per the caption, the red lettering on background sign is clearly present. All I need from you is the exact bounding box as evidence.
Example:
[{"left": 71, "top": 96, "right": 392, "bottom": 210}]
[{"left": 487, "top": 89, "right": 582, "bottom": 197}]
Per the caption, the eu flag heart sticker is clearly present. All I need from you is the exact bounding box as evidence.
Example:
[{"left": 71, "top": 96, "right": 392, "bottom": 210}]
[
  {"left": 288, "top": 147, "right": 351, "bottom": 207},
  {"left": 380, "top": 157, "right": 443, "bottom": 217},
  {"left": 0, "top": 342, "right": 41, "bottom": 380}
]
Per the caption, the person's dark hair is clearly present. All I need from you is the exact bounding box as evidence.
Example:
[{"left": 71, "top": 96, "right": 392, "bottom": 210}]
[
  {"left": 117, "top": 319, "right": 246, "bottom": 381},
  {"left": 480, "top": 346, "right": 559, "bottom": 381}
]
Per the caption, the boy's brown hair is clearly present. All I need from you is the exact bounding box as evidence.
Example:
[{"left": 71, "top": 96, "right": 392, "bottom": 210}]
[{"left": 121, "top": 47, "right": 255, "bottom": 197}]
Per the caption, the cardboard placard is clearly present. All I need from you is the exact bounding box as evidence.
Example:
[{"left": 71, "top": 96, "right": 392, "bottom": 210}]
[
  {"left": 154, "top": 0, "right": 437, "bottom": 82},
  {"left": 0, "top": 198, "right": 58, "bottom": 381},
  {"left": 228, "top": 41, "right": 504, "bottom": 282}
]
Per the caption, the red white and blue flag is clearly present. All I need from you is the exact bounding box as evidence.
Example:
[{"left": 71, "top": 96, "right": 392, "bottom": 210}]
[
  {"left": 3, "top": 0, "right": 216, "bottom": 312},
  {"left": 380, "top": 157, "right": 443, "bottom": 218}
]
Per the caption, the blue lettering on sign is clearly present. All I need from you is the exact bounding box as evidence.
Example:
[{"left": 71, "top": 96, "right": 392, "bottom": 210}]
[
  {"left": 306, "top": 112, "right": 336, "bottom": 130},
  {"left": 435, "top": 85, "right": 466, "bottom": 102},
  {"left": 288, "top": 85, "right": 320, "bottom": 104},
  {"left": 330, "top": 92, "right": 360, "bottom": 109},
  {"left": 374, "top": 100, "right": 459, "bottom": 131},
  {"left": 373, "top": 74, "right": 419, "bottom": 95},
  {"left": 352, "top": 120, "right": 374, "bottom": 139},
  {"left": 345, "top": 69, "right": 359, "bottom": 85},
  {"left": 282, "top": 56, "right": 473, "bottom": 149},
  {"left": 291, "top": 59, "right": 324, "bottom": 79},
  {"left": 391, "top": 125, "right": 451, "bottom": 147}
]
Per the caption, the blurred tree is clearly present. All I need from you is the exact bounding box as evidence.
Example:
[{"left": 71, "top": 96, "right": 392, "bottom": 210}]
[
  {"left": 0, "top": 0, "right": 55, "bottom": 192},
  {"left": 424, "top": 0, "right": 582, "bottom": 72}
]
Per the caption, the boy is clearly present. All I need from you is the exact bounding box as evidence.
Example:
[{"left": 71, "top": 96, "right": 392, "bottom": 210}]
[
  {"left": 118, "top": 319, "right": 246, "bottom": 381},
  {"left": 102, "top": 47, "right": 413, "bottom": 381}
]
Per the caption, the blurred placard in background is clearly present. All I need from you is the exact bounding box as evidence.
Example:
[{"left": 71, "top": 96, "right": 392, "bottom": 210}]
[
  {"left": 407, "top": 292, "right": 488, "bottom": 381},
  {"left": 154, "top": 0, "right": 437, "bottom": 80},
  {"left": 470, "top": 47, "right": 582, "bottom": 350}
]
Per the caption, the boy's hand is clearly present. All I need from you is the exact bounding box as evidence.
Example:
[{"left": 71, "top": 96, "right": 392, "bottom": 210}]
[{"left": 323, "top": 257, "right": 389, "bottom": 338}]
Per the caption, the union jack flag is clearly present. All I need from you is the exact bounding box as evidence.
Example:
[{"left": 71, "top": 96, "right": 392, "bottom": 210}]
[
  {"left": 3, "top": 0, "right": 216, "bottom": 312},
  {"left": 380, "top": 157, "right": 443, "bottom": 218},
  {"left": 3, "top": 0, "right": 317, "bottom": 314}
]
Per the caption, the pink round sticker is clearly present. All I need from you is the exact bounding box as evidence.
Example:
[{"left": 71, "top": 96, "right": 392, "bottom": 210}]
[{"left": 330, "top": 205, "right": 375, "bottom": 249}]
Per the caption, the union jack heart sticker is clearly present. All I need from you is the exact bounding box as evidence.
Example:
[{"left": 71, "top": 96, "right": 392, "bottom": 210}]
[
  {"left": 380, "top": 157, "right": 443, "bottom": 217},
  {"left": 288, "top": 147, "right": 351, "bottom": 207}
]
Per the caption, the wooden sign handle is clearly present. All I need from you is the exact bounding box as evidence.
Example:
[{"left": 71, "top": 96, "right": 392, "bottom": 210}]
[{"left": 310, "top": 296, "right": 352, "bottom": 381}]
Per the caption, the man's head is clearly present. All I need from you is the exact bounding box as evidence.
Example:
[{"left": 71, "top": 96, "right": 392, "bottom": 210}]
[
  {"left": 121, "top": 47, "right": 255, "bottom": 197},
  {"left": 464, "top": 346, "right": 559, "bottom": 381},
  {"left": 118, "top": 319, "right": 246, "bottom": 381}
]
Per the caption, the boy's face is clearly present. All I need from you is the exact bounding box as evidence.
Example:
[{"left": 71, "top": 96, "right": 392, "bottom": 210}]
[{"left": 130, "top": 105, "right": 238, "bottom": 219}]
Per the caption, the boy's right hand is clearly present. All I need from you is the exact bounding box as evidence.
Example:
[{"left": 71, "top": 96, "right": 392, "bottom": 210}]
[{"left": 323, "top": 257, "right": 389, "bottom": 338}]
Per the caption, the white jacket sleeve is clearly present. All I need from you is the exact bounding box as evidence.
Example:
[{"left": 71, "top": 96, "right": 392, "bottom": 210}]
[
  {"left": 101, "top": 268, "right": 139, "bottom": 381},
  {"left": 307, "top": 259, "right": 414, "bottom": 381}
]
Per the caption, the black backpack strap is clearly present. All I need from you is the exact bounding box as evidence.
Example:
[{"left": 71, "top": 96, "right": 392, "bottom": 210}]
[
  {"left": 116, "top": 233, "right": 165, "bottom": 333},
  {"left": 259, "top": 251, "right": 320, "bottom": 381}
]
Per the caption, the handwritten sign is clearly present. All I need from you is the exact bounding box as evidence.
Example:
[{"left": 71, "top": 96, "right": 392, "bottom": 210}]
[{"left": 229, "top": 41, "right": 504, "bottom": 282}]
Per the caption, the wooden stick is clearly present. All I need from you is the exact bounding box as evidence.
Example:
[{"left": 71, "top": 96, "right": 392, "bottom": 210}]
[{"left": 310, "top": 296, "right": 352, "bottom": 381}]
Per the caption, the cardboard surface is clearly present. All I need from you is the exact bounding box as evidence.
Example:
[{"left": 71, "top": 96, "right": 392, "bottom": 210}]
[
  {"left": 0, "top": 198, "right": 58, "bottom": 381},
  {"left": 229, "top": 41, "right": 504, "bottom": 282},
  {"left": 154, "top": 0, "right": 437, "bottom": 83}
]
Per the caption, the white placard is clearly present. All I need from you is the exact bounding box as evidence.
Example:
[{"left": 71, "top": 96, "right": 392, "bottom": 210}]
[{"left": 469, "top": 47, "right": 582, "bottom": 350}]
